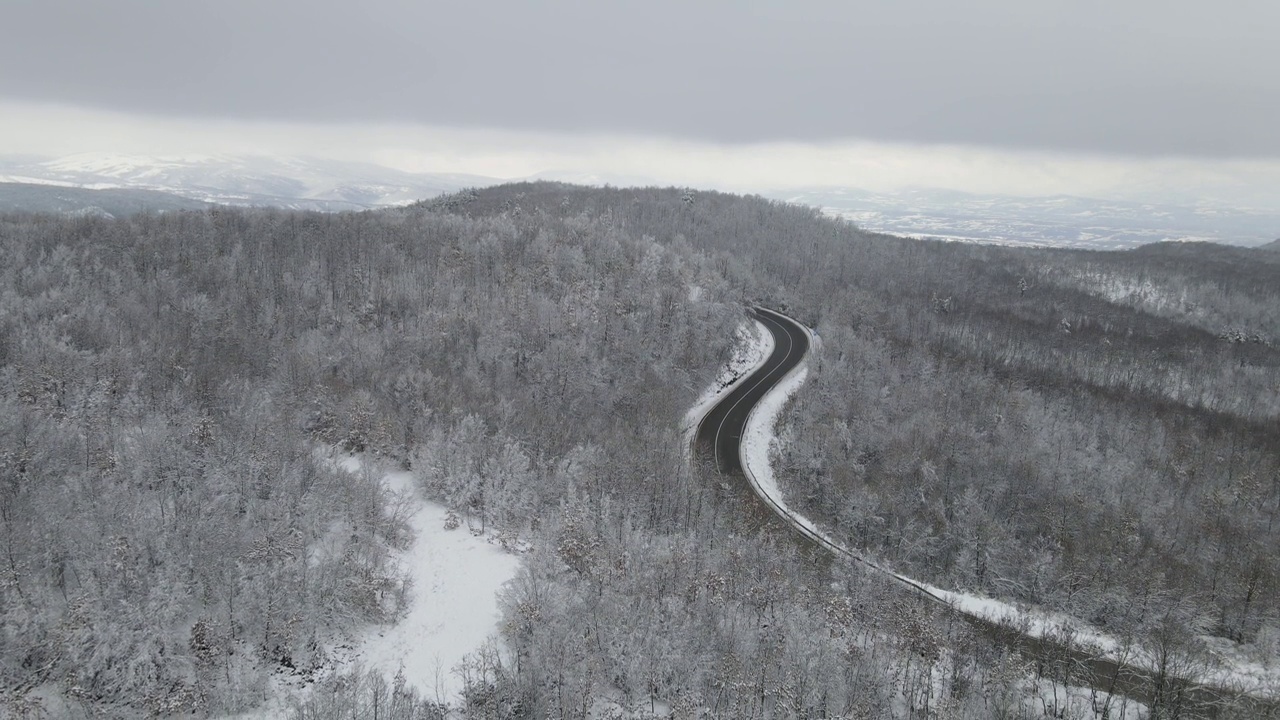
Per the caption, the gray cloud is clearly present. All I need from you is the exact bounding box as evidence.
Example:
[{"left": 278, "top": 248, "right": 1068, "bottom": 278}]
[{"left": 3, "top": 0, "right": 1277, "bottom": 156}]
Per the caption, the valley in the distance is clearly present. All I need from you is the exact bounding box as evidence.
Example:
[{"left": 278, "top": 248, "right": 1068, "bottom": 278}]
[{"left": 781, "top": 186, "right": 1280, "bottom": 250}]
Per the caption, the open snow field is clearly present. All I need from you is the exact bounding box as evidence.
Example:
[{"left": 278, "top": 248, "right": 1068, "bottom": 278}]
[
  {"left": 225, "top": 457, "right": 521, "bottom": 717},
  {"left": 355, "top": 469, "right": 521, "bottom": 705}
]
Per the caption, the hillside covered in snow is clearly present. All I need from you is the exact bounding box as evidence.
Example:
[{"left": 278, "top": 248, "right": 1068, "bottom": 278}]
[{"left": 2, "top": 184, "right": 1277, "bottom": 718}]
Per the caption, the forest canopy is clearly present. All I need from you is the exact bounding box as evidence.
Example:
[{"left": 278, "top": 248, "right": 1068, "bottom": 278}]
[{"left": 1, "top": 184, "right": 1276, "bottom": 718}]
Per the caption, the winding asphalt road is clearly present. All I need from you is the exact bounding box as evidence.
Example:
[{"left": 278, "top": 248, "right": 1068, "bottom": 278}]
[
  {"left": 696, "top": 307, "right": 808, "bottom": 476},
  {"left": 694, "top": 307, "right": 1274, "bottom": 719}
]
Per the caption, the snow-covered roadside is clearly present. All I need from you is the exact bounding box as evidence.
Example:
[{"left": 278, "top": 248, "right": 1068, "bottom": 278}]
[
  {"left": 732, "top": 329, "right": 1148, "bottom": 717},
  {"left": 738, "top": 320, "right": 861, "bottom": 560},
  {"left": 735, "top": 318, "right": 1280, "bottom": 702},
  {"left": 928, "top": 586, "right": 1280, "bottom": 698},
  {"left": 914, "top": 583, "right": 1120, "bottom": 656},
  {"left": 732, "top": 335, "right": 1149, "bottom": 718},
  {"left": 681, "top": 319, "right": 774, "bottom": 459},
  {"left": 225, "top": 455, "right": 521, "bottom": 717},
  {"left": 741, "top": 365, "right": 815, "bottom": 528}
]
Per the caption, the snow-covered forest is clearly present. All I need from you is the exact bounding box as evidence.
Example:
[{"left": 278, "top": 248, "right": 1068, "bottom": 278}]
[{"left": 1, "top": 183, "right": 1277, "bottom": 718}]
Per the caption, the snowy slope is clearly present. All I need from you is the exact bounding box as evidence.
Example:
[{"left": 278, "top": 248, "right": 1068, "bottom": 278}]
[
  {"left": 730, "top": 320, "right": 1280, "bottom": 701},
  {"left": 694, "top": 323, "right": 1151, "bottom": 718},
  {"left": 354, "top": 469, "right": 520, "bottom": 706}
]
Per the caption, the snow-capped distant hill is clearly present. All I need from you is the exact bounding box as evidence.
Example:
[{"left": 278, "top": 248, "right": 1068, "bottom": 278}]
[
  {"left": 777, "top": 186, "right": 1280, "bottom": 250},
  {"left": 0, "top": 153, "right": 503, "bottom": 211}
]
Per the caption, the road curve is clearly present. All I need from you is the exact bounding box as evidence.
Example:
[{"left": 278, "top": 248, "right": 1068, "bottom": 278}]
[
  {"left": 694, "top": 307, "right": 1274, "bottom": 718},
  {"left": 695, "top": 308, "right": 807, "bottom": 476}
]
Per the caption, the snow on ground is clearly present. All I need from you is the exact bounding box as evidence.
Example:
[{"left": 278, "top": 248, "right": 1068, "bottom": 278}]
[
  {"left": 588, "top": 689, "right": 673, "bottom": 719},
  {"left": 681, "top": 319, "right": 774, "bottom": 457},
  {"left": 225, "top": 454, "right": 521, "bottom": 717},
  {"left": 1199, "top": 634, "right": 1280, "bottom": 698},
  {"left": 737, "top": 321, "right": 861, "bottom": 557},
  {"left": 334, "top": 453, "right": 363, "bottom": 474},
  {"left": 733, "top": 340, "right": 1151, "bottom": 718},
  {"left": 1015, "top": 675, "right": 1148, "bottom": 719},
  {"left": 357, "top": 469, "right": 521, "bottom": 706},
  {"left": 1065, "top": 270, "right": 1190, "bottom": 312},
  {"left": 912, "top": 582, "right": 1121, "bottom": 656},
  {"left": 741, "top": 365, "right": 813, "bottom": 522},
  {"left": 894, "top": 519, "right": 1280, "bottom": 696}
]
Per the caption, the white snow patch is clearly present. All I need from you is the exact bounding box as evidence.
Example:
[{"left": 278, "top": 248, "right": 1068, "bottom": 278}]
[
  {"left": 226, "top": 453, "right": 521, "bottom": 717},
  {"left": 335, "top": 454, "right": 363, "bottom": 474},
  {"left": 1015, "top": 674, "right": 1148, "bottom": 719},
  {"left": 912, "top": 583, "right": 1122, "bottom": 657},
  {"left": 589, "top": 688, "right": 673, "bottom": 719},
  {"left": 353, "top": 470, "right": 521, "bottom": 706},
  {"left": 1199, "top": 633, "right": 1280, "bottom": 699},
  {"left": 741, "top": 365, "right": 811, "bottom": 519},
  {"left": 1069, "top": 270, "right": 1188, "bottom": 312}
]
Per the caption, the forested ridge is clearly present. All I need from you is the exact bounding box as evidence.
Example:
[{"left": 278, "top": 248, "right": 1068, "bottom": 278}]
[
  {"left": 777, "top": 238, "right": 1280, "bottom": 644},
  {"left": 1, "top": 184, "right": 1276, "bottom": 718}
]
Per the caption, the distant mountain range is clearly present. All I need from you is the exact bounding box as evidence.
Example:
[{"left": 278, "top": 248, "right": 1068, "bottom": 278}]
[
  {"left": 0, "top": 182, "right": 210, "bottom": 216},
  {"left": 0, "top": 152, "right": 501, "bottom": 212},
  {"left": 2, "top": 153, "right": 1274, "bottom": 251},
  {"left": 774, "top": 187, "right": 1280, "bottom": 250}
]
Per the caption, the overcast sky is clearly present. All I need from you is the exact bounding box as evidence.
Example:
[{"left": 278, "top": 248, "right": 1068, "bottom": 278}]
[{"left": 2, "top": 0, "right": 1278, "bottom": 202}]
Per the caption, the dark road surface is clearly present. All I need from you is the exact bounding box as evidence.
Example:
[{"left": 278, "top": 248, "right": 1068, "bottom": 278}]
[
  {"left": 696, "top": 307, "right": 808, "bottom": 476},
  {"left": 693, "top": 307, "right": 1276, "bottom": 719}
]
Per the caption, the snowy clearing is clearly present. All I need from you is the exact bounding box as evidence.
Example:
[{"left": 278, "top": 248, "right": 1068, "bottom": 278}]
[
  {"left": 354, "top": 468, "right": 521, "bottom": 706},
  {"left": 226, "top": 454, "right": 521, "bottom": 717}
]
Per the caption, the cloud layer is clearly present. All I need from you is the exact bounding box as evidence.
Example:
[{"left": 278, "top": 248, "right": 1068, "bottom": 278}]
[
  {"left": 6, "top": 102, "right": 1280, "bottom": 212},
  {"left": 2, "top": 1, "right": 1277, "bottom": 156}
]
